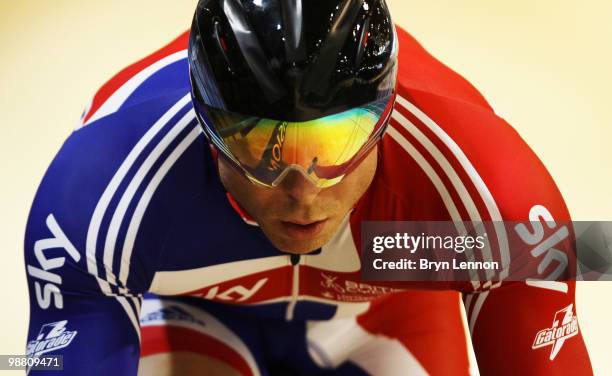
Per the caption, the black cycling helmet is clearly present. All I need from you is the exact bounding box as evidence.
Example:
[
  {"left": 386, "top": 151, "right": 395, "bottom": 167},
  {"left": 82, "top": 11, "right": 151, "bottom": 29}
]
[{"left": 189, "top": 0, "right": 398, "bottom": 188}]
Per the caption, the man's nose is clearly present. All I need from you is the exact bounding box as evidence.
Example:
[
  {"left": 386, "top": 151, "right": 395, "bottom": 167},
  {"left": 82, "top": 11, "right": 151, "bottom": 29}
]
[{"left": 277, "top": 170, "right": 322, "bottom": 205}]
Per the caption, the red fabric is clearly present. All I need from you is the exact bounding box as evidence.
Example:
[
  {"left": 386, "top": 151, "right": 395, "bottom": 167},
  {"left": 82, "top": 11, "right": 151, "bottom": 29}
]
[
  {"left": 225, "top": 193, "right": 257, "bottom": 224},
  {"left": 395, "top": 27, "right": 492, "bottom": 111},
  {"left": 357, "top": 291, "right": 470, "bottom": 375},
  {"left": 141, "top": 325, "right": 254, "bottom": 376}
]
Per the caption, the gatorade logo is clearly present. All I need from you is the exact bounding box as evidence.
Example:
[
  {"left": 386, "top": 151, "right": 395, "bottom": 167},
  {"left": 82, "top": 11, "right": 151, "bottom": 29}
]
[
  {"left": 26, "top": 320, "right": 77, "bottom": 357},
  {"left": 532, "top": 304, "right": 579, "bottom": 360}
]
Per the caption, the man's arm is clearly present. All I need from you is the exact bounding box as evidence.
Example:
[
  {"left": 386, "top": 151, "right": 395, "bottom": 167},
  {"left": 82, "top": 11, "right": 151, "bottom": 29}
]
[
  {"left": 392, "top": 25, "right": 593, "bottom": 374},
  {"left": 451, "top": 103, "right": 593, "bottom": 374},
  {"left": 466, "top": 281, "right": 591, "bottom": 375},
  {"left": 23, "top": 28, "right": 194, "bottom": 375},
  {"left": 24, "top": 210, "right": 142, "bottom": 375},
  {"left": 25, "top": 288, "right": 141, "bottom": 375},
  {"left": 23, "top": 128, "right": 145, "bottom": 375}
]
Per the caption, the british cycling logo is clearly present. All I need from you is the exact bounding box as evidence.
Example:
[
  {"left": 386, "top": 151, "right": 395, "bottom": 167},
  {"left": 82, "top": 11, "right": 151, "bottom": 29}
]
[
  {"left": 26, "top": 320, "right": 77, "bottom": 357},
  {"left": 532, "top": 304, "right": 579, "bottom": 360},
  {"left": 320, "top": 272, "right": 401, "bottom": 301}
]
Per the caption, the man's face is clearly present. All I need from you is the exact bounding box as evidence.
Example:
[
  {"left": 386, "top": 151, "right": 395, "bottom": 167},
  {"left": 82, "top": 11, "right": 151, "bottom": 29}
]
[{"left": 217, "top": 147, "right": 378, "bottom": 254}]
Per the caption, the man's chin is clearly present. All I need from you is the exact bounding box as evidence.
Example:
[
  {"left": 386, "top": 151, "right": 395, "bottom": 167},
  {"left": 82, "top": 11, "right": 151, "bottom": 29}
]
[
  {"left": 271, "top": 236, "right": 327, "bottom": 255},
  {"left": 257, "top": 215, "right": 344, "bottom": 254},
  {"left": 264, "top": 229, "right": 334, "bottom": 255}
]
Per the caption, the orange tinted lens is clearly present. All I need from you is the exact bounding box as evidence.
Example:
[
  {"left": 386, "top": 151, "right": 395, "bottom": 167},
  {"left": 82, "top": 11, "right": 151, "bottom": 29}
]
[{"left": 205, "top": 97, "right": 390, "bottom": 186}]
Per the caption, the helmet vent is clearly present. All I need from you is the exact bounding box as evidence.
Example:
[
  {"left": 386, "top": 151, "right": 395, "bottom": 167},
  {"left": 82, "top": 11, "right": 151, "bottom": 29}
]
[
  {"left": 213, "top": 19, "right": 236, "bottom": 74},
  {"left": 280, "top": 0, "right": 306, "bottom": 62},
  {"left": 355, "top": 16, "right": 371, "bottom": 68}
]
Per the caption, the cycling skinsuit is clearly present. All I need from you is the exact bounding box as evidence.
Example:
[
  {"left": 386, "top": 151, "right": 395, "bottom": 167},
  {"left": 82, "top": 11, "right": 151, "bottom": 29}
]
[{"left": 24, "top": 27, "right": 593, "bottom": 375}]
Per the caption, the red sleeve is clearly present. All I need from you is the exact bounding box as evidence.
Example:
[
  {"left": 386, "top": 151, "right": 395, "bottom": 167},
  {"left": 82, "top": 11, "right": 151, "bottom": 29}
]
[
  {"left": 466, "top": 281, "right": 592, "bottom": 375},
  {"left": 390, "top": 41, "right": 594, "bottom": 372}
]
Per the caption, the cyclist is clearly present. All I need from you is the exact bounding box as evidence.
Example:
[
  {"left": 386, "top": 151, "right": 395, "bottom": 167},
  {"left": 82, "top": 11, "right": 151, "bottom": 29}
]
[{"left": 24, "top": 0, "right": 592, "bottom": 374}]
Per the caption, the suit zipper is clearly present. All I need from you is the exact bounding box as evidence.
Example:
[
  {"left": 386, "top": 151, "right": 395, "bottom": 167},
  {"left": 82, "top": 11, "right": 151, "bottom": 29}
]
[{"left": 286, "top": 254, "right": 301, "bottom": 321}]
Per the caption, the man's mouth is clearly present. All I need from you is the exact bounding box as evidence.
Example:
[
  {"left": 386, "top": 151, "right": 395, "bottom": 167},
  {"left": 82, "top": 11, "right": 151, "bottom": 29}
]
[{"left": 279, "top": 219, "right": 328, "bottom": 240}]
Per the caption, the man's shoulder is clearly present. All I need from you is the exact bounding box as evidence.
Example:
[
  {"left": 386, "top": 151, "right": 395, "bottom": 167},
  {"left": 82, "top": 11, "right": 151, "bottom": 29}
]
[
  {"left": 395, "top": 26, "right": 493, "bottom": 112},
  {"left": 378, "top": 30, "right": 570, "bottom": 221},
  {"left": 77, "top": 31, "right": 191, "bottom": 128},
  {"left": 46, "top": 29, "right": 202, "bottom": 216},
  {"left": 60, "top": 29, "right": 196, "bottom": 188}
]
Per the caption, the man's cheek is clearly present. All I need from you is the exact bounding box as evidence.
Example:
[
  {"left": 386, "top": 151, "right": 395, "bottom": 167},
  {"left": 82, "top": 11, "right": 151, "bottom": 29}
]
[{"left": 255, "top": 200, "right": 279, "bottom": 220}]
